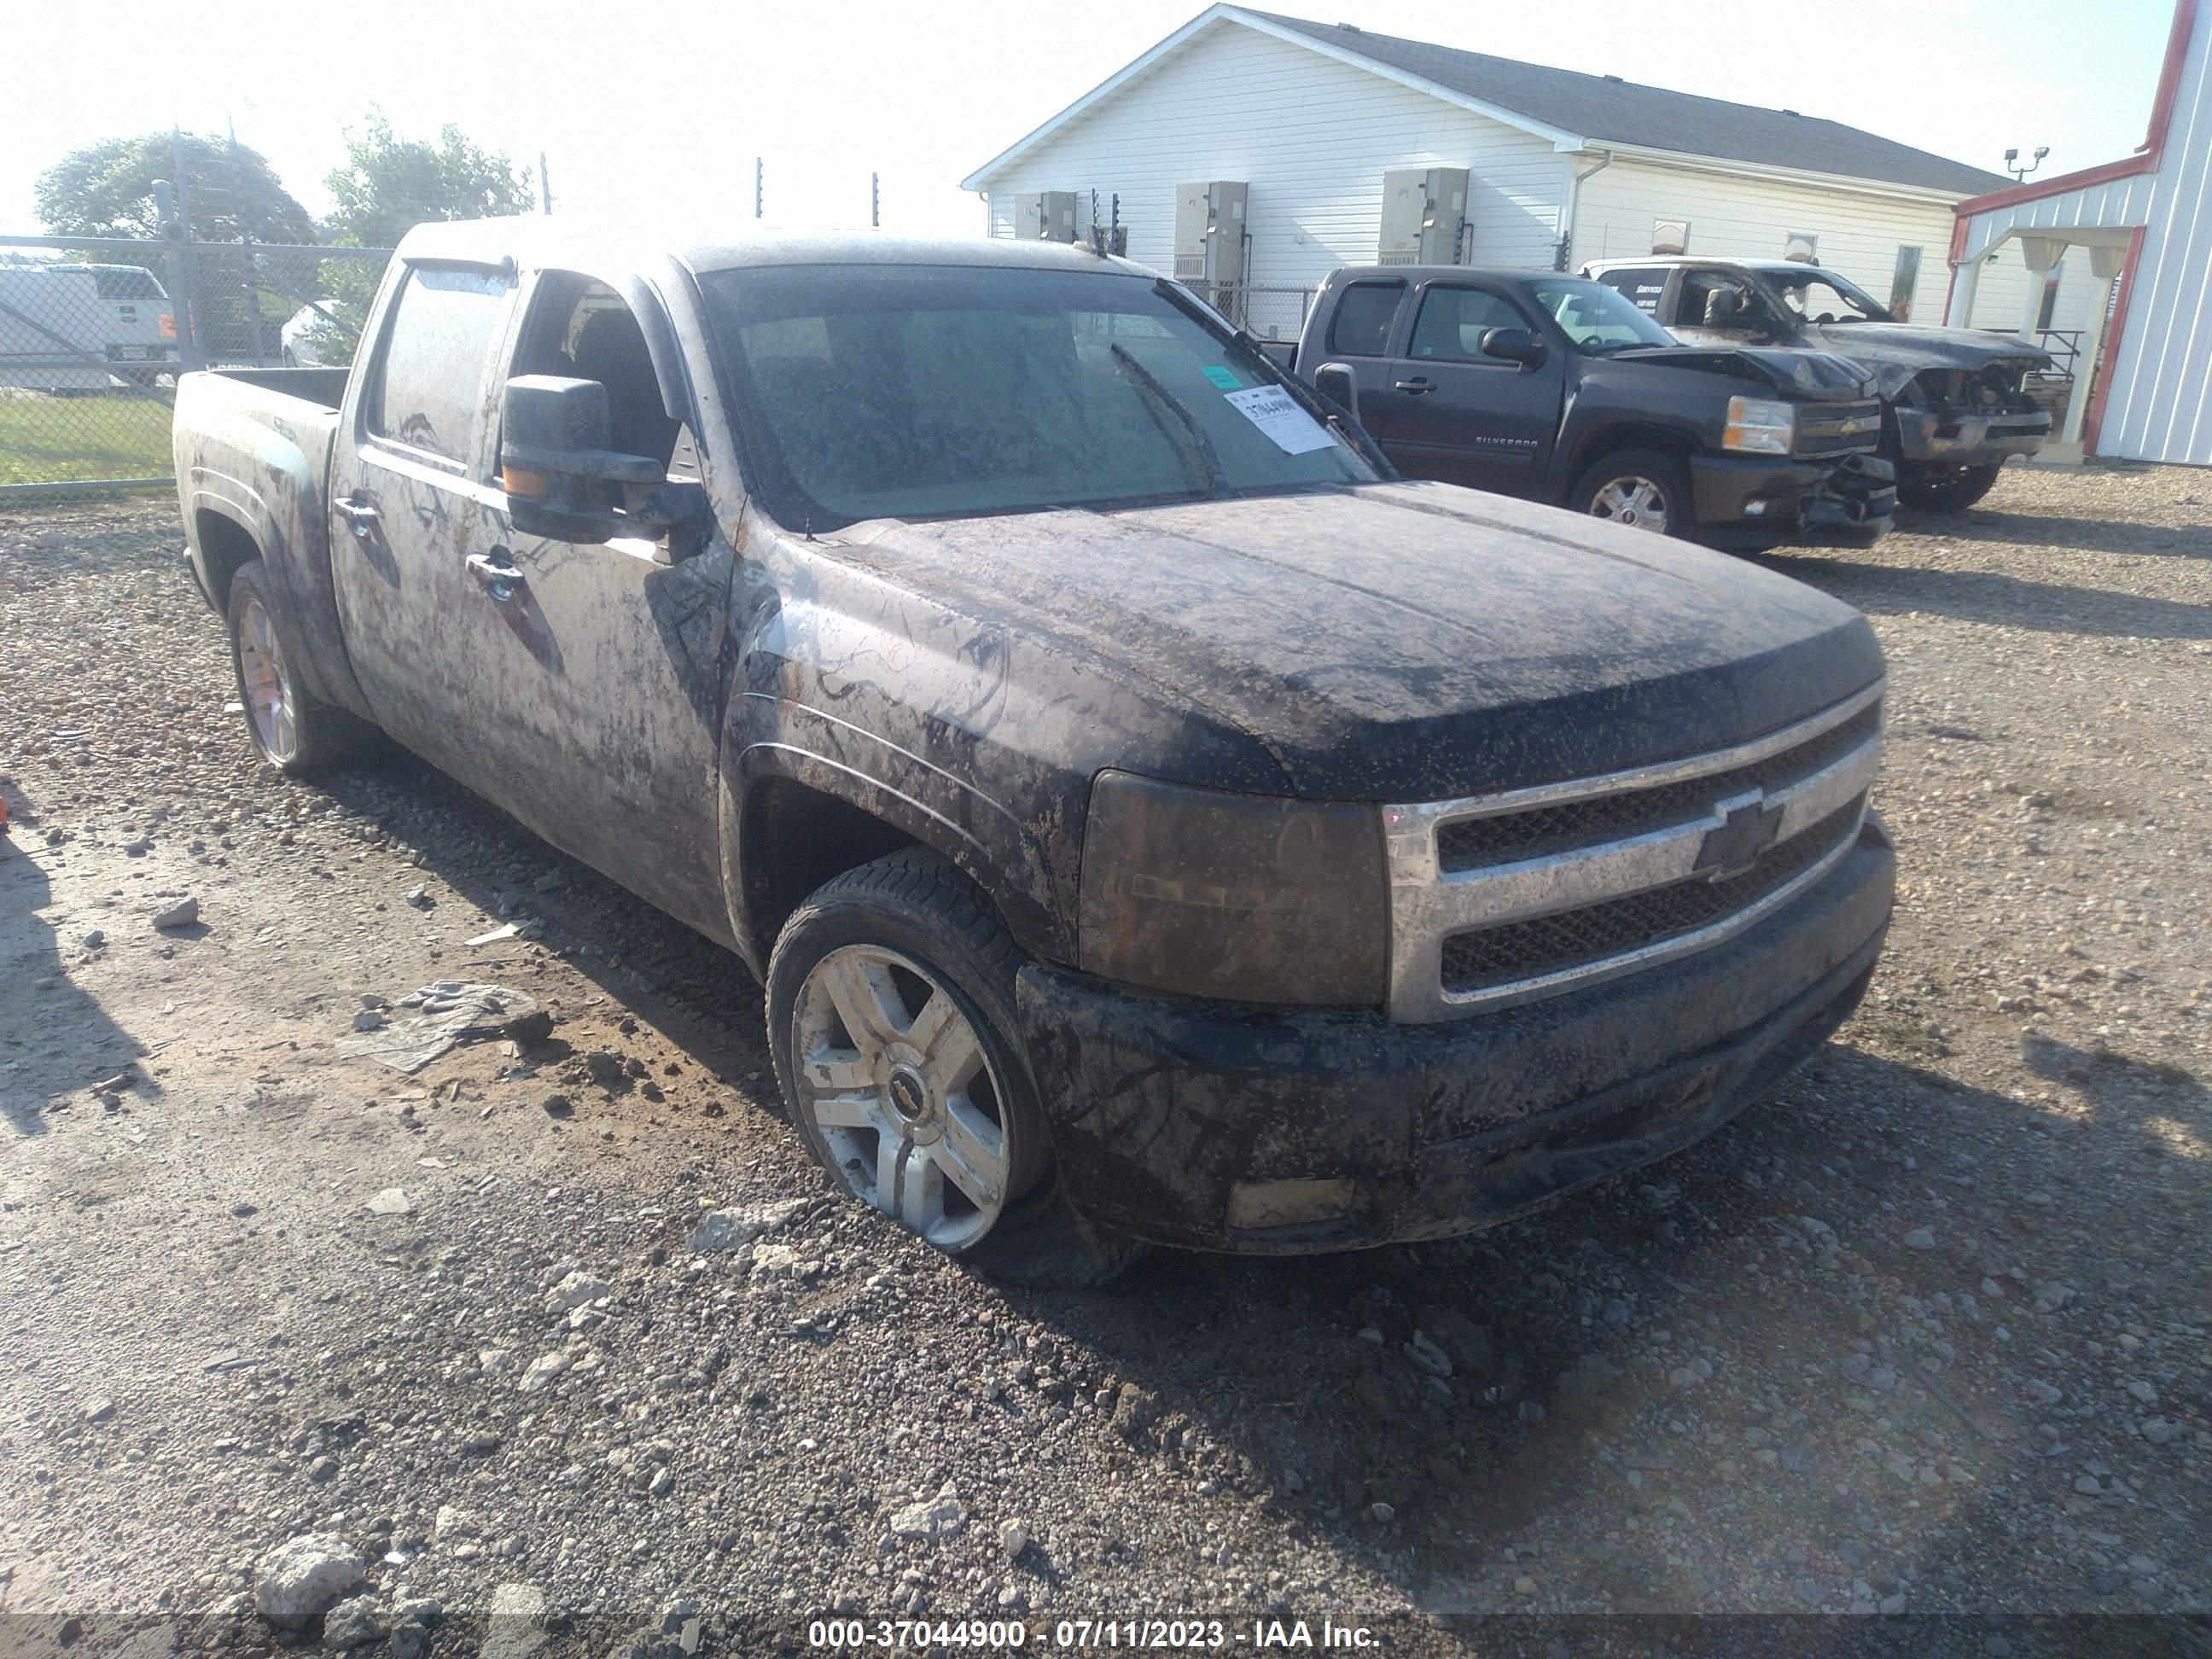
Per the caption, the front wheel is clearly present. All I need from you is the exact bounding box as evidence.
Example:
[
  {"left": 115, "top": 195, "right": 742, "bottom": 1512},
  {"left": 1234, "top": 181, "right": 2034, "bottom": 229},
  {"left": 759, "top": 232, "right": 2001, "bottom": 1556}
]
[
  {"left": 766, "top": 849, "right": 1144, "bottom": 1289},
  {"left": 1899, "top": 463, "right": 2001, "bottom": 513},
  {"left": 1569, "top": 448, "right": 1691, "bottom": 537}
]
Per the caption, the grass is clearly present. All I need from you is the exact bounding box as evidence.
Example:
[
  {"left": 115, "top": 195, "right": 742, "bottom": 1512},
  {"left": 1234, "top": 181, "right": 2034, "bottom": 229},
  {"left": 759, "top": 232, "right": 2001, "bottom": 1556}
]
[{"left": 0, "top": 392, "right": 173, "bottom": 488}]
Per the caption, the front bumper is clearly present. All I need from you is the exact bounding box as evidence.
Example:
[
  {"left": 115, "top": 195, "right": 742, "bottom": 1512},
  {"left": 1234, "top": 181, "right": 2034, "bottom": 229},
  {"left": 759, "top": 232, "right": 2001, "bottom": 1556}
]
[
  {"left": 1689, "top": 452, "right": 1895, "bottom": 548},
  {"left": 1017, "top": 824, "right": 1894, "bottom": 1254},
  {"left": 1894, "top": 406, "right": 2051, "bottom": 468}
]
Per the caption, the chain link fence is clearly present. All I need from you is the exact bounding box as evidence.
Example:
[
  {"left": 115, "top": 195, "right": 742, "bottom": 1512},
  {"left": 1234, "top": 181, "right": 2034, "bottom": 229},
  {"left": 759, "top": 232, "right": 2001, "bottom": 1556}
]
[{"left": 1, "top": 235, "right": 393, "bottom": 502}]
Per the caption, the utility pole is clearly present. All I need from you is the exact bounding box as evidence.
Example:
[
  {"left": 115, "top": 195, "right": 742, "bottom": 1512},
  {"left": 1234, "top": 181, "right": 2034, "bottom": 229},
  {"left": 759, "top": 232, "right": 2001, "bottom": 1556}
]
[
  {"left": 228, "top": 114, "right": 265, "bottom": 361},
  {"left": 870, "top": 172, "right": 880, "bottom": 229},
  {"left": 754, "top": 157, "right": 764, "bottom": 220},
  {"left": 166, "top": 125, "right": 202, "bottom": 371},
  {"left": 538, "top": 152, "right": 554, "bottom": 215}
]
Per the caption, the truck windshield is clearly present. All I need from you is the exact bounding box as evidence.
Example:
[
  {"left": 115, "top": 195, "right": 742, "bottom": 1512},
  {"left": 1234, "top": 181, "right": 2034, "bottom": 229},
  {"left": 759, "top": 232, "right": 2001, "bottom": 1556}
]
[
  {"left": 699, "top": 264, "right": 1377, "bottom": 530},
  {"left": 1761, "top": 269, "right": 1892, "bottom": 324},
  {"left": 1527, "top": 278, "right": 1678, "bottom": 354}
]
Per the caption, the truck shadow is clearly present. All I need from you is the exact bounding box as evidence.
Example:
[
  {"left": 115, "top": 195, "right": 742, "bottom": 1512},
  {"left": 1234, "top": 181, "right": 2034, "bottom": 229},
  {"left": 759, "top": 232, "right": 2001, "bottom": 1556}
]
[
  {"left": 1761, "top": 554, "right": 2212, "bottom": 641},
  {"left": 998, "top": 1039, "right": 2209, "bottom": 1619},
  {"left": 1930, "top": 506, "right": 2211, "bottom": 562},
  {"left": 0, "top": 826, "right": 164, "bottom": 1138}
]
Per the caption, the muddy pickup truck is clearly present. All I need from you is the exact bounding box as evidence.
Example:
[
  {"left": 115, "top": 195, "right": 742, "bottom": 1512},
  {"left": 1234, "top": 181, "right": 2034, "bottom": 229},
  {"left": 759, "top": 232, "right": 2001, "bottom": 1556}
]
[
  {"left": 1583, "top": 257, "right": 2052, "bottom": 512},
  {"left": 172, "top": 219, "right": 1894, "bottom": 1286},
  {"left": 1289, "top": 265, "right": 1895, "bottom": 551}
]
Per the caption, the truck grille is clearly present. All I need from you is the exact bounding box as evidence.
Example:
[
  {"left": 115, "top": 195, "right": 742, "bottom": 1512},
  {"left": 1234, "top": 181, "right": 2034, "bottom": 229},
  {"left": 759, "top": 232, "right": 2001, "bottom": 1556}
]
[
  {"left": 1792, "top": 399, "right": 1883, "bottom": 457},
  {"left": 1380, "top": 684, "right": 1883, "bottom": 1022}
]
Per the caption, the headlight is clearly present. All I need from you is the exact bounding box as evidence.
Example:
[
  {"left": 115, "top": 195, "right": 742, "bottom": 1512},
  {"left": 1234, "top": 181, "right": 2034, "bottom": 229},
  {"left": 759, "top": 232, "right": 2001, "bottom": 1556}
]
[
  {"left": 1723, "top": 396, "right": 1795, "bottom": 455},
  {"left": 1078, "top": 771, "right": 1388, "bottom": 1006}
]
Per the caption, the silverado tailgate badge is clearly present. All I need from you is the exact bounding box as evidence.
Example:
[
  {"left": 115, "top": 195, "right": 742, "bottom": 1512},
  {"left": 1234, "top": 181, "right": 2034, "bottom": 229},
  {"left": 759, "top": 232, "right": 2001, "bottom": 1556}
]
[{"left": 1695, "top": 793, "right": 1787, "bottom": 881}]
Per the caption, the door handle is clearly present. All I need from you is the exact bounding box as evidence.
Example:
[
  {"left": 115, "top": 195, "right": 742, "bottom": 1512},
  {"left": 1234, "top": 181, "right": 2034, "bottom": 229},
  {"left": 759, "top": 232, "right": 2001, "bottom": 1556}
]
[
  {"left": 1392, "top": 377, "right": 1435, "bottom": 394},
  {"left": 466, "top": 549, "right": 523, "bottom": 602},
  {"left": 334, "top": 498, "right": 381, "bottom": 539}
]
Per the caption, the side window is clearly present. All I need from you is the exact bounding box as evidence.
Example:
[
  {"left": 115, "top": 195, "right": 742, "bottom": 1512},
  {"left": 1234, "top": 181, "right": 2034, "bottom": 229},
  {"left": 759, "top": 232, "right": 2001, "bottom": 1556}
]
[
  {"left": 1592, "top": 266, "right": 1668, "bottom": 317},
  {"left": 1679, "top": 269, "right": 1755, "bottom": 330},
  {"left": 512, "top": 276, "right": 683, "bottom": 471},
  {"left": 370, "top": 265, "right": 514, "bottom": 464},
  {"left": 1407, "top": 287, "right": 1526, "bottom": 363},
  {"left": 1327, "top": 282, "right": 1405, "bottom": 357}
]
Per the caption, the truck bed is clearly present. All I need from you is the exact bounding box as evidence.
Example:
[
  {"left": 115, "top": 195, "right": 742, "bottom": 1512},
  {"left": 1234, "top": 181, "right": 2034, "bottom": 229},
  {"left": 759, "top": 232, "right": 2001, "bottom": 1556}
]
[{"left": 172, "top": 366, "right": 366, "bottom": 718}]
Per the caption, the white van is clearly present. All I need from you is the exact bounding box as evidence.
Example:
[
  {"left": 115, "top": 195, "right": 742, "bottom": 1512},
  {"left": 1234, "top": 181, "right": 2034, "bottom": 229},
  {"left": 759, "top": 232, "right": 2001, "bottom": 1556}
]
[{"left": 0, "top": 263, "right": 178, "bottom": 390}]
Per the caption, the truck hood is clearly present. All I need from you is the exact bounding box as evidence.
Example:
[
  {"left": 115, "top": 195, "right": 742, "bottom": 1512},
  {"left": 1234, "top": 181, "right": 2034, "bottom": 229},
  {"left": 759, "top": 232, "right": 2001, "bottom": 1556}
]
[
  {"left": 1799, "top": 323, "right": 2054, "bottom": 395},
  {"left": 1607, "top": 344, "right": 1875, "bottom": 400},
  {"left": 827, "top": 482, "right": 1882, "bottom": 800}
]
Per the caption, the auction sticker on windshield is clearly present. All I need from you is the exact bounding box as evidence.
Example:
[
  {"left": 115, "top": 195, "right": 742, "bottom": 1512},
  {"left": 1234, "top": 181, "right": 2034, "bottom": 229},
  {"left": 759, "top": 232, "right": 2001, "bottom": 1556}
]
[{"left": 1222, "top": 385, "right": 1334, "bottom": 455}]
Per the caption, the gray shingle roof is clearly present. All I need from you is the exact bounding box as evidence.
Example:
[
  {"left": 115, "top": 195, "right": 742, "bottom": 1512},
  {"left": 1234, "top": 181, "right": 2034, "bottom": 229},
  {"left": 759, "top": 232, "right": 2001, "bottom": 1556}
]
[{"left": 1250, "top": 10, "right": 2010, "bottom": 195}]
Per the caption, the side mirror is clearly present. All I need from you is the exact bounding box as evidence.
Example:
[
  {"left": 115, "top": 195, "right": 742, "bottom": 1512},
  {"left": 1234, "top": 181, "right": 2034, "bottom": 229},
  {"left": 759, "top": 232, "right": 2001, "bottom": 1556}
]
[
  {"left": 1479, "top": 327, "right": 1546, "bottom": 368},
  {"left": 1309, "top": 361, "right": 1360, "bottom": 428},
  {"left": 500, "top": 375, "right": 708, "bottom": 559}
]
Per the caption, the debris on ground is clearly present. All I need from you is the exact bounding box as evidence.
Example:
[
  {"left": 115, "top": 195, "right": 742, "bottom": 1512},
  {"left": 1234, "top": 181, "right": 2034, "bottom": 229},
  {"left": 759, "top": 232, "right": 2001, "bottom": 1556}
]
[{"left": 335, "top": 981, "right": 542, "bottom": 1074}]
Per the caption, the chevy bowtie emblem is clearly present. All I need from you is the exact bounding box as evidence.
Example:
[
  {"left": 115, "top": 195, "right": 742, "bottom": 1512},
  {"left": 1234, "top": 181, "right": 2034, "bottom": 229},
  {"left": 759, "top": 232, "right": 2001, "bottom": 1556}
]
[{"left": 1694, "top": 794, "right": 1786, "bottom": 881}]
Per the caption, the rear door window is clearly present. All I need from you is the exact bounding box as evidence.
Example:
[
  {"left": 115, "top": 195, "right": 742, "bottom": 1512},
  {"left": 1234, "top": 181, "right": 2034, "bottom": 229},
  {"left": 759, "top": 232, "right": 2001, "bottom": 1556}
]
[
  {"left": 1327, "top": 282, "right": 1406, "bottom": 357},
  {"left": 370, "top": 265, "right": 515, "bottom": 464}
]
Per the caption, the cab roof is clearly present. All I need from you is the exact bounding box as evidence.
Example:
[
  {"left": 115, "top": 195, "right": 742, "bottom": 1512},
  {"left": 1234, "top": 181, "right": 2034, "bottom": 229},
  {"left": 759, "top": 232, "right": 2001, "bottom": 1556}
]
[{"left": 393, "top": 217, "right": 1150, "bottom": 279}]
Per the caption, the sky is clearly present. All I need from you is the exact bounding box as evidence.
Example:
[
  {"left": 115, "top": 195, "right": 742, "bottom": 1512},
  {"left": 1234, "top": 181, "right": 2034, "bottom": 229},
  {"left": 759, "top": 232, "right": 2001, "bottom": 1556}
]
[{"left": 1, "top": 0, "right": 2180, "bottom": 244}]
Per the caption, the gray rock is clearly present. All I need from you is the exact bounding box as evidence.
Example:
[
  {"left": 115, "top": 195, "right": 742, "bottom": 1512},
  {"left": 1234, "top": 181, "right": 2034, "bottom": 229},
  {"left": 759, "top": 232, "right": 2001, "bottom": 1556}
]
[
  {"left": 2127, "top": 1379, "right": 2159, "bottom": 1405},
  {"left": 405, "top": 886, "right": 433, "bottom": 909},
  {"left": 890, "top": 1486, "right": 967, "bottom": 1540},
  {"left": 364, "top": 1188, "right": 412, "bottom": 1216},
  {"left": 544, "top": 1270, "right": 610, "bottom": 1312},
  {"left": 2140, "top": 1417, "right": 2182, "bottom": 1446},
  {"left": 998, "top": 1518, "right": 1030, "bottom": 1559},
  {"left": 1403, "top": 1331, "right": 1453, "bottom": 1377},
  {"left": 1903, "top": 1227, "right": 1937, "bottom": 1250},
  {"left": 253, "top": 1534, "right": 364, "bottom": 1628},
  {"left": 151, "top": 897, "right": 200, "bottom": 930},
  {"left": 518, "top": 1350, "right": 572, "bottom": 1394},
  {"left": 1109, "top": 1382, "right": 1159, "bottom": 1440},
  {"left": 322, "top": 1593, "right": 385, "bottom": 1649},
  {"left": 483, "top": 1583, "right": 548, "bottom": 1659},
  {"left": 82, "top": 1396, "right": 115, "bottom": 1423},
  {"left": 686, "top": 1200, "right": 805, "bottom": 1252}
]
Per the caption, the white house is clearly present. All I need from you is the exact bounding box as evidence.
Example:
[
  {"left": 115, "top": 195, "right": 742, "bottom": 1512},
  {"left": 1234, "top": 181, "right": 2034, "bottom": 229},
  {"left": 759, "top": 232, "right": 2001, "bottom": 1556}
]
[
  {"left": 962, "top": 6, "right": 2087, "bottom": 344},
  {"left": 1946, "top": 0, "right": 2210, "bottom": 464}
]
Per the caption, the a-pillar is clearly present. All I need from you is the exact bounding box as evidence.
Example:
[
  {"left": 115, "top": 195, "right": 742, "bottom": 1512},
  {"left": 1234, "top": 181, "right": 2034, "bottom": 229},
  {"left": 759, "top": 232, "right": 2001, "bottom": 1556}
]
[
  {"left": 2017, "top": 236, "right": 2067, "bottom": 343},
  {"left": 2060, "top": 242, "right": 2131, "bottom": 456}
]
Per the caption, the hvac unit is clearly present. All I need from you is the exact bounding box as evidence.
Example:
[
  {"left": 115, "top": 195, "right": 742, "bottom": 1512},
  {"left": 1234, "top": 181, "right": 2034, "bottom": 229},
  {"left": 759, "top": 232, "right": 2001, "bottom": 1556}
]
[
  {"left": 1173, "top": 182, "right": 1249, "bottom": 292},
  {"left": 1010, "top": 192, "right": 1080, "bottom": 242},
  {"left": 1378, "top": 167, "right": 1468, "bottom": 265}
]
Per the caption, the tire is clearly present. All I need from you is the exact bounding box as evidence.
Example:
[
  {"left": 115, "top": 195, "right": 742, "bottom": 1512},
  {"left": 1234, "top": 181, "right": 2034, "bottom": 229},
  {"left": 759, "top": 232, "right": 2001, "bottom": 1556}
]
[
  {"left": 1569, "top": 447, "right": 1692, "bottom": 538},
  {"left": 225, "top": 560, "right": 383, "bottom": 773},
  {"left": 766, "top": 848, "right": 1145, "bottom": 1289},
  {"left": 1899, "top": 463, "right": 2001, "bottom": 513}
]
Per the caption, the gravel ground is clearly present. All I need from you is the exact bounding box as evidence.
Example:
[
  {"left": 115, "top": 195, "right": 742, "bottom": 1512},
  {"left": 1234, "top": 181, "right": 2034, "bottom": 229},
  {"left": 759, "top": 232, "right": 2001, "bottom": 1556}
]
[{"left": 1, "top": 467, "right": 2208, "bottom": 1657}]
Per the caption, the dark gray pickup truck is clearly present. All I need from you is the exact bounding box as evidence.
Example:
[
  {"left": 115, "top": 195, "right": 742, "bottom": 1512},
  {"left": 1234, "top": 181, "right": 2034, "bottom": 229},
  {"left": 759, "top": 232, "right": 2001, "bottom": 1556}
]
[
  {"left": 172, "top": 219, "right": 1894, "bottom": 1285},
  {"left": 1584, "top": 257, "right": 2053, "bottom": 512},
  {"left": 1289, "top": 265, "right": 1895, "bottom": 550}
]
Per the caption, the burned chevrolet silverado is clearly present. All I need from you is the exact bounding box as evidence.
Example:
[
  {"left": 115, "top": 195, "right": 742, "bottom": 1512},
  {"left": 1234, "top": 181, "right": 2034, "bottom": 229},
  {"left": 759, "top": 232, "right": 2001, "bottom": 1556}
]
[
  {"left": 172, "top": 221, "right": 1894, "bottom": 1285},
  {"left": 1584, "top": 257, "right": 2052, "bottom": 512}
]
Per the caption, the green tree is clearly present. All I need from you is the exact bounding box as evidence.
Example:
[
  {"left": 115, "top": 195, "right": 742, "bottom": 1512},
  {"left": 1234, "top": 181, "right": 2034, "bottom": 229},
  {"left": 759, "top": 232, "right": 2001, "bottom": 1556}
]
[
  {"left": 34, "top": 131, "right": 316, "bottom": 243},
  {"left": 322, "top": 110, "right": 535, "bottom": 248}
]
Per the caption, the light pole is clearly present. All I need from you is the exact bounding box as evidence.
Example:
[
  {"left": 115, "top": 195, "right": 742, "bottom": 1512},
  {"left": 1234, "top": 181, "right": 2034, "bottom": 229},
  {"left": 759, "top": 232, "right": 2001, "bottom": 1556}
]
[{"left": 2004, "top": 145, "right": 2050, "bottom": 183}]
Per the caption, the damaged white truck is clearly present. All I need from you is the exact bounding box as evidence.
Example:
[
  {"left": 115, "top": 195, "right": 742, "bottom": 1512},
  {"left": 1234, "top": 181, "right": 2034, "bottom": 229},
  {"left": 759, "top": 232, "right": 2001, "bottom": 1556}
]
[{"left": 172, "top": 219, "right": 1894, "bottom": 1285}]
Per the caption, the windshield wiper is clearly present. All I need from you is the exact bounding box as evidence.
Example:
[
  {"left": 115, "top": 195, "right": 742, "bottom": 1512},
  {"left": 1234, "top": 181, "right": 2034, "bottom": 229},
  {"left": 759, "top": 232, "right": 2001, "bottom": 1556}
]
[{"left": 1109, "top": 342, "right": 1228, "bottom": 496}]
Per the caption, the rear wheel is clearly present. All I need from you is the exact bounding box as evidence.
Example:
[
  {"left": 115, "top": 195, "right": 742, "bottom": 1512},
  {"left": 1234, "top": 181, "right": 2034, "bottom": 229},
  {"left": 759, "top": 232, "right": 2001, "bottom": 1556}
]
[
  {"left": 1570, "top": 448, "right": 1691, "bottom": 537},
  {"left": 225, "top": 561, "right": 382, "bottom": 773},
  {"left": 1899, "top": 463, "right": 2001, "bottom": 513},
  {"left": 767, "top": 849, "right": 1144, "bottom": 1289}
]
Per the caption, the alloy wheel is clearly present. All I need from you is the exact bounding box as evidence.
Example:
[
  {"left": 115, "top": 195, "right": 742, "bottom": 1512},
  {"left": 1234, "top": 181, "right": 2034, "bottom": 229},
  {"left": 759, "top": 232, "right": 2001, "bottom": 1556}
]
[
  {"left": 236, "top": 595, "right": 297, "bottom": 762},
  {"left": 1590, "top": 476, "right": 1671, "bottom": 532},
  {"left": 791, "top": 944, "right": 1013, "bottom": 1250}
]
